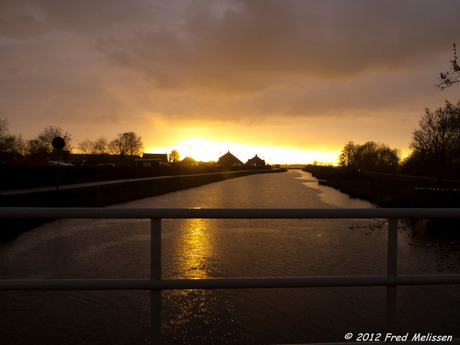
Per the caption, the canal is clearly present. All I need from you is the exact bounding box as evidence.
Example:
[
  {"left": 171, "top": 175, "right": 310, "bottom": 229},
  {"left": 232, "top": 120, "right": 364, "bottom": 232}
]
[{"left": 0, "top": 170, "right": 459, "bottom": 344}]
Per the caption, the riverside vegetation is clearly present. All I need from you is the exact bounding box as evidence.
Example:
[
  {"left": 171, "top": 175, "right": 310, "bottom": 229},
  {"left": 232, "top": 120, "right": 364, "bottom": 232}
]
[
  {"left": 303, "top": 165, "right": 460, "bottom": 244},
  {"left": 303, "top": 165, "right": 460, "bottom": 208},
  {"left": 325, "top": 95, "right": 460, "bottom": 209}
]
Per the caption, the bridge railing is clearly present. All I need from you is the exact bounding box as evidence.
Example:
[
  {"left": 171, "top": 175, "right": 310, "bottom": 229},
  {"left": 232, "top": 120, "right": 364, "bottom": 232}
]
[{"left": 1, "top": 207, "right": 460, "bottom": 344}]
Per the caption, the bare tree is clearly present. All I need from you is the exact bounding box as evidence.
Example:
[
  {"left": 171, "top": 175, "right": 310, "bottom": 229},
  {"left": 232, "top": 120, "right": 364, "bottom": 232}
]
[
  {"left": 410, "top": 101, "right": 460, "bottom": 180},
  {"left": 339, "top": 141, "right": 400, "bottom": 172},
  {"left": 78, "top": 137, "right": 109, "bottom": 154},
  {"left": 0, "top": 119, "right": 8, "bottom": 139},
  {"left": 436, "top": 43, "right": 460, "bottom": 90},
  {"left": 109, "top": 132, "right": 143, "bottom": 156},
  {"left": 375, "top": 144, "right": 400, "bottom": 171},
  {"left": 338, "top": 141, "right": 357, "bottom": 167},
  {"left": 0, "top": 118, "right": 26, "bottom": 156},
  {"left": 78, "top": 139, "right": 94, "bottom": 154},
  {"left": 108, "top": 137, "right": 123, "bottom": 155},
  {"left": 354, "top": 142, "right": 380, "bottom": 171},
  {"left": 27, "top": 125, "right": 72, "bottom": 156},
  {"left": 93, "top": 137, "right": 108, "bottom": 154}
]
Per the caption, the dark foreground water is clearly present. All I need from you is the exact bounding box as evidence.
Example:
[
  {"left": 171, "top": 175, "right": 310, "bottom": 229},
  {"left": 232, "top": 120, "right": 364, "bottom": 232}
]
[{"left": 0, "top": 170, "right": 459, "bottom": 344}]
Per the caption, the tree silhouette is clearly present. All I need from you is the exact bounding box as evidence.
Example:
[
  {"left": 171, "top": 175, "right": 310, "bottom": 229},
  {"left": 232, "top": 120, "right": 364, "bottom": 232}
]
[
  {"left": 0, "top": 118, "right": 25, "bottom": 156},
  {"left": 108, "top": 132, "right": 143, "bottom": 156},
  {"left": 27, "top": 125, "right": 72, "bottom": 156},
  {"left": 78, "top": 139, "right": 94, "bottom": 154},
  {"left": 436, "top": 43, "right": 460, "bottom": 90},
  {"left": 410, "top": 101, "right": 460, "bottom": 180},
  {"left": 93, "top": 137, "right": 108, "bottom": 154},
  {"left": 339, "top": 141, "right": 400, "bottom": 172},
  {"left": 168, "top": 149, "right": 180, "bottom": 162},
  {"left": 78, "top": 137, "right": 109, "bottom": 154},
  {"left": 338, "top": 141, "right": 357, "bottom": 167}
]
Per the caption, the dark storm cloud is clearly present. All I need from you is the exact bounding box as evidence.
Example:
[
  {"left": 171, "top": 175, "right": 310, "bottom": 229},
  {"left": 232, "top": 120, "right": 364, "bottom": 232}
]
[
  {"left": 1, "top": 0, "right": 460, "bottom": 147},
  {"left": 0, "top": 0, "right": 155, "bottom": 38},
  {"left": 95, "top": 0, "right": 460, "bottom": 94}
]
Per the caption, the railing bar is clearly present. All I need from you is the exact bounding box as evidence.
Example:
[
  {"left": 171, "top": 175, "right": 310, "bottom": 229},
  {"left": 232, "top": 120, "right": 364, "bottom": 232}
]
[
  {"left": 2, "top": 208, "right": 460, "bottom": 344},
  {"left": 387, "top": 218, "right": 398, "bottom": 277},
  {"left": 386, "top": 285, "right": 396, "bottom": 333},
  {"left": 1, "top": 274, "right": 460, "bottom": 290},
  {"left": 386, "top": 218, "right": 398, "bottom": 332},
  {"left": 2, "top": 207, "right": 460, "bottom": 220},
  {"left": 150, "top": 218, "right": 162, "bottom": 345}
]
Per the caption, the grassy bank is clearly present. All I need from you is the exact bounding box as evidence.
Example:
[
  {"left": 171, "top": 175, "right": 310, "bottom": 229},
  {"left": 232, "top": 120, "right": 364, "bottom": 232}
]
[
  {"left": 303, "top": 166, "right": 460, "bottom": 243},
  {"left": 303, "top": 165, "right": 460, "bottom": 208},
  {"left": 1, "top": 169, "right": 286, "bottom": 241}
]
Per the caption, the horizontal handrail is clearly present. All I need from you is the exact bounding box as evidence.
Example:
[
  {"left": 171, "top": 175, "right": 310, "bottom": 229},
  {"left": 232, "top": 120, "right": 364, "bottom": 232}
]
[
  {"left": 2, "top": 207, "right": 459, "bottom": 344},
  {"left": 2, "top": 207, "right": 460, "bottom": 219},
  {"left": 1, "top": 274, "right": 460, "bottom": 291}
]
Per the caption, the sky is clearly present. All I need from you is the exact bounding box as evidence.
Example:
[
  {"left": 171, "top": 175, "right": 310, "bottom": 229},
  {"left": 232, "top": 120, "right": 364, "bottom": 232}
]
[{"left": 1, "top": 0, "right": 459, "bottom": 164}]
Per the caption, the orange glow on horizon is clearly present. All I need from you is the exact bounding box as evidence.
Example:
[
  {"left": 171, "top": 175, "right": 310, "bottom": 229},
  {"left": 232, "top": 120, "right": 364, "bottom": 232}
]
[{"left": 146, "top": 137, "right": 339, "bottom": 165}]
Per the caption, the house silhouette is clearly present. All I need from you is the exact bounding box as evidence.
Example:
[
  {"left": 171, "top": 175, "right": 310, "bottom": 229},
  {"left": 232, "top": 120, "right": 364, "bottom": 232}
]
[
  {"left": 246, "top": 154, "right": 265, "bottom": 166},
  {"left": 218, "top": 151, "right": 243, "bottom": 167}
]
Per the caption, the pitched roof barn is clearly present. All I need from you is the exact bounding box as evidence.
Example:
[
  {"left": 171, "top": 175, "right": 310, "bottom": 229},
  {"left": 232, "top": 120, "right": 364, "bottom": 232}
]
[
  {"left": 218, "top": 151, "right": 243, "bottom": 167},
  {"left": 246, "top": 154, "right": 265, "bottom": 166}
]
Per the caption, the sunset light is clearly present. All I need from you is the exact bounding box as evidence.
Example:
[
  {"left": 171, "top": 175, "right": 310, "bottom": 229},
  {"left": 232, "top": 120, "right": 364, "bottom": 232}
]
[
  {"left": 2, "top": 2, "right": 460, "bottom": 344},
  {"left": 3, "top": 1, "right": 459, "bottom": 164},
  {"left": 148, "top": 137, "right": 338, "bottom": 165}
]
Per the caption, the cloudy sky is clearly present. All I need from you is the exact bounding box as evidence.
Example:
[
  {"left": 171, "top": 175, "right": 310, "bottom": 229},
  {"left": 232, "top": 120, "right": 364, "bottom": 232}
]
[{"left": 1, "top": 0, "right": 459, "bottom": 163}]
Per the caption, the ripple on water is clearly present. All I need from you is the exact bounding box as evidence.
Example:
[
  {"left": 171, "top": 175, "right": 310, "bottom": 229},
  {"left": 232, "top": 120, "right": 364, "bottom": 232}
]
[{"left": 1, "top": 171, "right": 459, "bottom": 344}]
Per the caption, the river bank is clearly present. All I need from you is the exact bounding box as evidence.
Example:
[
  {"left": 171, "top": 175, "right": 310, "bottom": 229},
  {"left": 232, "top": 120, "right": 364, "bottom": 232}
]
[
  {"left": 303, "top": 165, "right": 460, "bottom": 208},
  {"left": 0, "top": 168, "right": 286, "bottom": 240},
  {"left": 303, "top": 165, "right": 460, "bottom": 238}
]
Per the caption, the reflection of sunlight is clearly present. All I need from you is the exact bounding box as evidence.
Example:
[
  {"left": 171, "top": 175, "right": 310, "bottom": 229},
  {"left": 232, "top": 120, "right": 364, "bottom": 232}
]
[
  {"left": 164, "top": 219, "right": 222, "bottom": 337},
  {"left": 178, "top": 218, "right": 214, "bottom": 279},
  {"left": 298, "top": 171, "right": 374, "bottom": 208}
]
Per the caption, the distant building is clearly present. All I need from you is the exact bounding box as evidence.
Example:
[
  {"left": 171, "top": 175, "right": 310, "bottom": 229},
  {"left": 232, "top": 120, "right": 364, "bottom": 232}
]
[
  {"left": 136, "top": 153, "right": 169, "bottom": 167},
  {"left": 218, "top": 151, "right": 243, "bottom": 167},
  {"left": 142, "top": 153, "right": 168, "bottom": 163},
  {"left": 246, "top": 154, "right": 265, "bottom": 167},
  {"left": 180, "top": 156, "right": 197, "bottom": 166}
]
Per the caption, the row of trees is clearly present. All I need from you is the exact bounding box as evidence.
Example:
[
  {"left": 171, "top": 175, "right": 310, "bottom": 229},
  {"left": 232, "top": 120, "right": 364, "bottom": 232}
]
[
  {"left": 405, "top": 45, "right": 460, "bottom": 180},
  {"left": 0, "top": 122, "right": 144, "bottom": 158},
  {"left": 0, "top": 122, "right": 186, "bottom": 164},
  {"left": 77, "top": 132, "right": 143, "bottom": 156},
  {"left": 338, "top": 44, "right": 460, "bottom": 180},
  {"left": 338, "top": 141, "right": 400, "bottom": 172},
  {"left": 338, "top": 101, "right": 460, "bottom": 179}
]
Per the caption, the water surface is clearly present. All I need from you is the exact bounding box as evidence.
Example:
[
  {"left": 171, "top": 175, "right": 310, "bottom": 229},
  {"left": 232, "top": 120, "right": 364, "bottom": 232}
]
[{"left": 0, "top": 170, "right": 458, "bottom": 344}]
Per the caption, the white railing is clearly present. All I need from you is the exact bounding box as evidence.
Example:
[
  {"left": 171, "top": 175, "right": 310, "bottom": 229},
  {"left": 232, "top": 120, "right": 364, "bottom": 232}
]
[{"left": 1, "top": 207, "right": 460, "bottom": 344}]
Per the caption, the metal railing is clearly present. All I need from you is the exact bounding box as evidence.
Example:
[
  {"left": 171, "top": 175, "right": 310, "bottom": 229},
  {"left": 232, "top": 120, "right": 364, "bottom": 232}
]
[{"left": 1, "top": 207, "right": 460, "bottom": 344}]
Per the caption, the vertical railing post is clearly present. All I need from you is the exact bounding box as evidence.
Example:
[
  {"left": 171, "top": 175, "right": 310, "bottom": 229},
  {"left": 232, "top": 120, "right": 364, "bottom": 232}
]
[
  {"left": 386, "top": 217, "right": 398, "bottom": 333},
  {"left": 151, "top": 218, "right": 162, "bottom": 344}
]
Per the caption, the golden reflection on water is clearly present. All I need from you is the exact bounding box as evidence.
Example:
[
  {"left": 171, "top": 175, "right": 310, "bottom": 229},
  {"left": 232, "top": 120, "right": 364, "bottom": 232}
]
[
  {"left": 177, "top": 218, "right": 214, "bottom": 279},
  {"left": 164, "top": 218, "right": 222, "bottom": 339}
]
